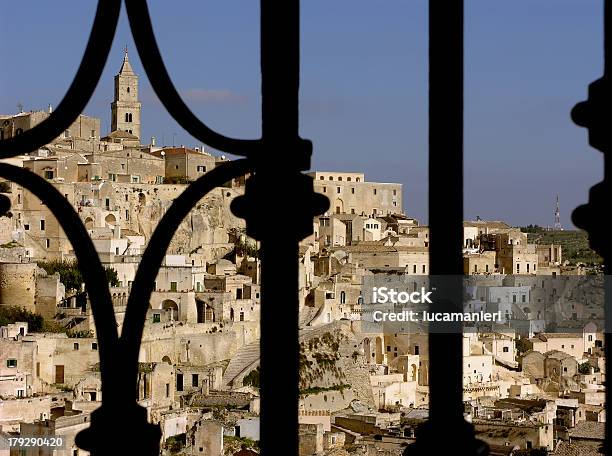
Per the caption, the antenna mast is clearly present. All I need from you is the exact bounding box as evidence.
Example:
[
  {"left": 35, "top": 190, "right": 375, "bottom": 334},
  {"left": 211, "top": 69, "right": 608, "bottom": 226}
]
[{"left": 554, "top": 194, "right": 563, "bottom": 230}]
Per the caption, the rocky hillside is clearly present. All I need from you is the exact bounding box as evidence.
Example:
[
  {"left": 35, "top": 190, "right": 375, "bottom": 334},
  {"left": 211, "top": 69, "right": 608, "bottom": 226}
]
[{"left": 299, "top": 322, "right": 375, "bottom": 411}]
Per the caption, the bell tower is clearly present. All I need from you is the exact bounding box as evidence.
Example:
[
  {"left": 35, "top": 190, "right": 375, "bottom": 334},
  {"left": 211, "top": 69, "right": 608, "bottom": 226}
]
[{"left": 111, "top": 47, "right": 141, "bottom": 139}]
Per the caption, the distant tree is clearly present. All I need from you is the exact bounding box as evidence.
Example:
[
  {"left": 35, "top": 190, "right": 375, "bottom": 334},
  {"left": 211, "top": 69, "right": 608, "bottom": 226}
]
[
  {"left": 243, "top": 366, "right": 260, "bottom": 388},
  {"left": 105, "top": 267, "right": 120, "bottom": 287},
  {"left": 0, "top": 306, "right": 44, "bottom": 331},
  {"left": 578, "top": 361, "right": 599, "bottom": 374},
  {"left": 519, "top": 224, "right": 545, "bottom": 233},
  {"left": 38, "top": 260, "right": 120, "bottom": 290},
  {"left": 37, "top": 260, "right": 83, "bottom": 291},
  {"left": 515, "top": 338, "right": 531, "bottom": 354}
]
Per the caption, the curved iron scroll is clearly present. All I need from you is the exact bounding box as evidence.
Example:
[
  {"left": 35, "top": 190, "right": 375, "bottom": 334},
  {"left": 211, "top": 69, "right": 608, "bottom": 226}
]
[
  {"left": 0, "top": 0, "right": 121, "bottom": 157},
  {"left": 124, "top": 0, "right": 261, "bottom": 157},
  {"left": 1, "top": 0, "right": 327, "bottom": 454},
  {"left": 120, "top": 159, "right": 251, "bottom": 398},
  {"left": 0, "top": 164, "right": 119, "bottom": 394}
]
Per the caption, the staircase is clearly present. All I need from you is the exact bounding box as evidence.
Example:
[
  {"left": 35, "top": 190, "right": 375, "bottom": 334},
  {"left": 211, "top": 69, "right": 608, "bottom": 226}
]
[{"left": 222, "top": 340, "right": 261, "bottom": 388}]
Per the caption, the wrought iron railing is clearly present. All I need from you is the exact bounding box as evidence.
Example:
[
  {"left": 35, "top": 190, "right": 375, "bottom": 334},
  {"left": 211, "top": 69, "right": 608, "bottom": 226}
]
[
  {"left": 0, "top": 1, "right": 609, "bottom": 455},
  {"left": 572, "top": 2, "right": 612, "bottom": 455}
]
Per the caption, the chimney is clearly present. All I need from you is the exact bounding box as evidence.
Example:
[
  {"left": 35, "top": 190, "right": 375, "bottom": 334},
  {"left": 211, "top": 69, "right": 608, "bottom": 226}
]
[
  {"left": 151, "top": 136, "right": 156, "bottom": 146},
  {"left": 48, "top": 104, "right": 53, "bottom": 114}
]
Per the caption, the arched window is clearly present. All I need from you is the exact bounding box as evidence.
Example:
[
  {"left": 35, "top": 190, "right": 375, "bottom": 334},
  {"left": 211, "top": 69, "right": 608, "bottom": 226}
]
[
  {"left": 127, "top": 87, "right": 130, "bottom": 93},
  {"left": 125, "top": 113, "right": 132, "bottom": 123},
  {"left": 340, "top": 291, "right": 346, "bottom": 304}
]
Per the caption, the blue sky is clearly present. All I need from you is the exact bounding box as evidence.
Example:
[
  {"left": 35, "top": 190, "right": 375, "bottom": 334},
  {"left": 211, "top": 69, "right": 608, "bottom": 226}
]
[{"left": 0, "top": 1, "right": 605, "bottom": 227}]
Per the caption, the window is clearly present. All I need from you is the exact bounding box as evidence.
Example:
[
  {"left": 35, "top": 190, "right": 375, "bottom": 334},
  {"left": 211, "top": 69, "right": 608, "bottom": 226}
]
[
  {"left": 46, "top": 239, "right": 50, "bottom": 249},
  {"left": 414, "top": 346, "right": 419, "bottom": 355},
  {"left": 105, "top": 198, "right": 110, "bottom": 208},
  {"left": 522, "top": 295, "right": 526, "bottom": 303},
  {"left": 165, "top": 383, "right": 170, "bottom": 397},
  {"left": 125, "top": 113, "right": 132, "bottom": 122},
  {"left": 125, "top": 210, "right": 129, "bottom": 220},
  {"left": 503, "top": 347, "right": 509, "bottom": 353},
  {"left": 338, "top": 176, "right": 342, "bottom": 181},
  {"left": 347, "top": 177, "right": 352, "bottom": 182},
  {"left": 6, "top": 359, "right": 17, "bottom": 368},
  {"left": 170, "top": 282, "right": 177, "bottom": 292},
  {"left": 512, "top": 295, "right": 517, "bottom": 303},
  {"left": 176, "top": 373, "right": 183, "bottom": 391},
  {"left": 323, "top": 186, "right": 326, "bottom": 193},
  {"left": 40, "top": 219, "right": 45, "bottom": 230},
  {"left": 24, "top": 224, "right": 29, "bottom": 231},
  {"left": 153, "top": 313, "right": 161, "bottom": 323},
  {"left": 44, "top": 170, "right": 54, "bottom": 179},
  {"left": 108, "top": 173, "right": 117, "bottom": 182},
  {"left": 131, "top": 175, "right": 140, "bottom": 183},
  {"left": 373, "top": 188, "right": 377, "bottom": 195},
  {"left": 196, "top": 165, "right": 206, "bottom": 172},
  {"left": 192, "top": 374, "right": 199, "bottom": 387},
  {"left": 422, "top": 265, "right": 426, "bottom": 273},
  {"left": 74, "top": 343, "right": 79, "bottom": 350},
  {"left": 92, "top": 343, "right": 98, "bottom": 350},
  {"left": 516, "top": 264, "right": 520, "bottom": 273},
  {"left": 319, "top": 176, "right": 324, "bottom": 180},
  {"left": 337, "top": 187, "right": 341, "bottom": 193},
  {"left": 351, "top": 188, "right": 355, "bottom": 194}
]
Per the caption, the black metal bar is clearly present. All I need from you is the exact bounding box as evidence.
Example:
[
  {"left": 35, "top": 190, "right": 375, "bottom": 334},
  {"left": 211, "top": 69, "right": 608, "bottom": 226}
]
[
  {"left": 259, "top": 0, "right": 301, "bottom": 453},
  {"left": 428, "top": 0, "right": 464, "bottom": 423},
  {"left": 571, "top": 2, "right": 612, "bottom": 454},
  {"left": 406, "top": 2, "right": 485, "bottom": 454}
]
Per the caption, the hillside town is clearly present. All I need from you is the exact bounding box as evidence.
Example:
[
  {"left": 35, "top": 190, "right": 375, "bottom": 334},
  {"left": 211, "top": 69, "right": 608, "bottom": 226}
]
[{"left": 0, "top": 53, "right": 605, "bottom": 456}]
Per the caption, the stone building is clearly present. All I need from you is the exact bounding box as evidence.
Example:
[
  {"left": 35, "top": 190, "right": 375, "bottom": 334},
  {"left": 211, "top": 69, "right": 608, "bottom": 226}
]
[
  {"left": 153, "top": 146, "right": 218, "bottom": 182},
  {"left": 308, "top": 171, "right": 402, "bottom": 216},
  {"left": 0, "top": 110, "right": 99, "bottom": 142}
]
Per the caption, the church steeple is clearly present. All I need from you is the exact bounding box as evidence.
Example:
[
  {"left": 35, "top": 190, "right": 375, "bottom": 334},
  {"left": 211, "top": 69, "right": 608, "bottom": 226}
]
[
  {"left": 119, "top": 46, "right": 135, "bottom": 75},
  {"left": 111, "top": 48, "right": 141, "bottom": 139}
]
